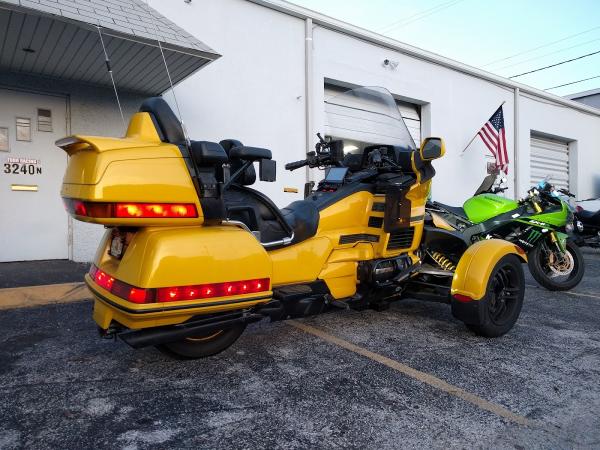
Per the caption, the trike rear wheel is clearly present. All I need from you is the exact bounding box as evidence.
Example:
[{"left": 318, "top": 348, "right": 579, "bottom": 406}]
[{"left": 157, "top": 324, "right": 246, "bottom": 359}]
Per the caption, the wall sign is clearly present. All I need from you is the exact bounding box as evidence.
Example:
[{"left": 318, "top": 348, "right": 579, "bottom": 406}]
[
  {"left": 0, "top": 127, "right": 8, "bottom": 152},
  {"left": 3, "top": 157, "right": 42, "bottom": 175}
]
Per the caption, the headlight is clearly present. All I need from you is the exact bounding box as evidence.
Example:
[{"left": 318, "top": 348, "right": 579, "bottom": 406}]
[{"left": 566, "top": 222, "right": 574, "bottom": 233}]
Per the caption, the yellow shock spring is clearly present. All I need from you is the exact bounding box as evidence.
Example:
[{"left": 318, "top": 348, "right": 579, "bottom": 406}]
[{"left": 430, "top": 251, "right": 456, "bottom": 271}]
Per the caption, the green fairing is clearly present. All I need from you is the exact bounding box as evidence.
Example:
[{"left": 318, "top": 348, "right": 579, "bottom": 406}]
[
  {"left": 531, "top": 203, "right": 569, "bottom": 227},
  {"left": 463, "top": 194, "right": 519, "bottom": 224}
]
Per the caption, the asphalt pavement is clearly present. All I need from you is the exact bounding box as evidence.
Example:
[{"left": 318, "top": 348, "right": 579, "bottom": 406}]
[{"left": 0, "top": 250, "right": 599, "bottom": 449}]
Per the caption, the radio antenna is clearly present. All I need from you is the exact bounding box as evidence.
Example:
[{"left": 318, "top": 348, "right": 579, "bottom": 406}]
[
  {"left": 96, "top": 25, "right": 126, "bottom": 129},
  {"left": 141, "top": 0, "right": 191, "bottom": 146}
]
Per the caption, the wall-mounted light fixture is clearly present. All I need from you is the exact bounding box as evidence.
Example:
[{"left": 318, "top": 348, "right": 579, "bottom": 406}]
[{"left": 383, "top": 59, "right": 399, "bottom": 70}]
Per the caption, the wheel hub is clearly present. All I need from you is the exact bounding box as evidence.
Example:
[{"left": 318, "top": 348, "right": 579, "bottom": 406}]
[{"left": 547, "top": 250, "right": 574, "bottom": 277}]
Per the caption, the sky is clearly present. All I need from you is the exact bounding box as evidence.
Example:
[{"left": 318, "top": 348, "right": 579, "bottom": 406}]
[{"left": 289, "top": 0, "right": 600, "bottom": 97}]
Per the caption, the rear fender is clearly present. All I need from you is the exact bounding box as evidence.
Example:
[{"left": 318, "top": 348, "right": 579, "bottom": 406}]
[{"left": 451, "top": 238, "right": 526, "bottom": 301}]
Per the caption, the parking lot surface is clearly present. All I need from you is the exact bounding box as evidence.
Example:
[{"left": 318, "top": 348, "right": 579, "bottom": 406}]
[{"left": 1, "top": 250, "right": 599, "bottom": 449}]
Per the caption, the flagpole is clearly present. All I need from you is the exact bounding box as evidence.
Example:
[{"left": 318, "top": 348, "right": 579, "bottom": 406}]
[{"left": 460, "top": 101, "right": 506, "bottom": 155}]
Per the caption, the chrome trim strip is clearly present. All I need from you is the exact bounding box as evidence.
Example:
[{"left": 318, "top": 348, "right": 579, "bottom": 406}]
[{"left": 221, "top": 220, "right": 294, "bottom": 248}]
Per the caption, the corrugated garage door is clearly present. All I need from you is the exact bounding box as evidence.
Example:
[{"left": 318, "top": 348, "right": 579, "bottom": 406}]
[
  {"left": 324, "top": 85, "right": 421, "bottom": 147},
  {"left": 530, "top": 136, "right": 569, "bottom": 191}
]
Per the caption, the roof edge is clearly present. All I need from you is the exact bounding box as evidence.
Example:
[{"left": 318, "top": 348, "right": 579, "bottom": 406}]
[
  {"left": 0, "top": 2, "right": 221, "bottom": 61},
  {"left": 564, "top": 88, "right": 600, "bottom": 100},
  {"left": 247, "top": 0, "right": 600, "bottom": 117}
]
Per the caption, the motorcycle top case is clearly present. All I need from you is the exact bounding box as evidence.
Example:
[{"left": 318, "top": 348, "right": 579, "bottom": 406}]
[
  {"left": 463, "top": 194, "right": 519, "bottom": 224},
  {"left": 58, "top": 112, "right": 204, "bottom": 226}
]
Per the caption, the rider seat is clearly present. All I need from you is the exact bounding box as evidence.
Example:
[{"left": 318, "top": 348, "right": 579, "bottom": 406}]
[
  {"left": 220, "top": 139, "right": 319, "bottom": 246},
  {"left": 434, "top": 202, "right": 469, "bottom": 220}
]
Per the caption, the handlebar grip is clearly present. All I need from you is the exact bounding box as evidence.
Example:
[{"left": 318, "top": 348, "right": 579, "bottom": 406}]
[{"left": 285, "top": 160, "right": 308, "bottom": 171}]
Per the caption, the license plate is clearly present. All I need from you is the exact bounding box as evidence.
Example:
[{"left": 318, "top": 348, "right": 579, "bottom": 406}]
[{"left": 109, "top": 235, "right": 125, "bottom": 259}]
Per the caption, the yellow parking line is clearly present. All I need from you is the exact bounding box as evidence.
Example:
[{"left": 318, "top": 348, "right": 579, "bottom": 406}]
[
  {"left": 0, "top": 282, "right": 91, "bottom": 310},
  {"left": 290, "top": 320, "right": 531, "bottom": 426}
]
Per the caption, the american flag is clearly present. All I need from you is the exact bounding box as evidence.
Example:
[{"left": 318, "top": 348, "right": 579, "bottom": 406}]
[{"left": 478, "top": 106, "right": 509, "bottom": 174}]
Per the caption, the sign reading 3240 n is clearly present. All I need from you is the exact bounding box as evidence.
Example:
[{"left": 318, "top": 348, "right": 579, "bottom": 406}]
[{"left": 3, "top": 157, "right": 42, "bottom": 175}]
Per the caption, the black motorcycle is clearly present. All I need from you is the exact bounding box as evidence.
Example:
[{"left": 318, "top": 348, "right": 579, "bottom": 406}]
[{"left": 573, "top": 203, "right": 600, "bottom": 248}]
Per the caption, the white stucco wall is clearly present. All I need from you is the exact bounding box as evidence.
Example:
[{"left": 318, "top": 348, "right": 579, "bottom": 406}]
[
  {"left": 311, "top": 26, "right": 517, "bottom": 203},
  {"left": 5, "top": 0, "right": 599, "bottom": 263},
  {"left": 154, "top": 0, "right": 308, "bottom": 207},
  {"left": 0, "top": 72, "right": 142, "bottom": 262},
  {"left": 153, "top": 0, "right": 600, "bottom": 209},
  {"left": 518, "top": 95, "right": 600, "bottom": 200}
]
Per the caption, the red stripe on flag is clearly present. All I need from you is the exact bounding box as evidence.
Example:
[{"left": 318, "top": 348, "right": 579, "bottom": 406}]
[
  {"left": 484, "top": 123, "right": 499, "bottom": 145},
  {"left": 478, "top": 131, "right": 497, "bottom": 156},
  {"left": 500, "top": 127, "right": 509, "bottom": 173}
]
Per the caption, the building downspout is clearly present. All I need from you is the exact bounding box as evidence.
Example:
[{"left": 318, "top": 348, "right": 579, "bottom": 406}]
[
  {"left": 304, "top": 17, "right": 313, "bottom": 184},
  {"left": 513, "top": 87, "right": 520, "bottom": 199}
]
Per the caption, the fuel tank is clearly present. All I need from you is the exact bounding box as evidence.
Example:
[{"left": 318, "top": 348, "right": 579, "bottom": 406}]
[{"left": 463, "top": 194, "right": 519, "bottom": 224}]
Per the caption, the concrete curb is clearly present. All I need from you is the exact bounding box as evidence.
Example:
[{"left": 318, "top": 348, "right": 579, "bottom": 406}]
[{"left": 0, "top": 282, "right": 91, "bottom": 310}]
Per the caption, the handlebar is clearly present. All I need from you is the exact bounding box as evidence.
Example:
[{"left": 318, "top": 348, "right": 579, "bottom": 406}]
[
  {"left": 285, "top": 153, "right": 334, "bottom": 171},
  {"left": 285, "top": 160, "right": 308, "bottom": 171},
  {"left": 558, "top": 188, "right": 576, "bottom": 198}
]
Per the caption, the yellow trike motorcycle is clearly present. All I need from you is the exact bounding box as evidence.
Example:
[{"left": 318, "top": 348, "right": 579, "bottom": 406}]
[{"left": 59, "top": 87, "right": 526, "bottom": 359}]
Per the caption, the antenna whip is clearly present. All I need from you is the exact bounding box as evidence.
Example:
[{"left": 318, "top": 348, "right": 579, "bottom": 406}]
[{"left": 96, "top": 25, "right": 126, "bottom": 129}]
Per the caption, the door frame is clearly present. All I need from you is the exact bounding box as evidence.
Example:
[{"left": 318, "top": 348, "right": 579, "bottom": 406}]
[{"left": 0, "top": 84, "right": 73, "bottom": 260}]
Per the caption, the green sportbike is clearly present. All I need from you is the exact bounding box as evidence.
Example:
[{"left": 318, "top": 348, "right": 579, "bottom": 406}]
[{"left": 426, "top": 175, "right": 584, "bottom": 291}]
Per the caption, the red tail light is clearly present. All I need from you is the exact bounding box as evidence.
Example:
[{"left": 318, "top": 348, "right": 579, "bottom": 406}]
[
  {"left": 453, "top": 294, "right": 473, "bottom": 303},
  {"left": 156, "top": 278, "right": 270, "bottom": 303},
  {"left": 64, "top": 199, "right": 198, "bottom": 219},
  {"left": 89, "top": 265, "right": 154, "bottom": 304},
  {"left": 88, "top": 265, "right": 270, "bottom": 304}
]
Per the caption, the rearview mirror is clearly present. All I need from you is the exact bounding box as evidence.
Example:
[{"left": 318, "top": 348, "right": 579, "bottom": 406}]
[
  {"left": 260, "top": 159, "right": 277, "bottom": 182},
  {"left": 420, "top": 137, "right": 445, "bottom": 161}
]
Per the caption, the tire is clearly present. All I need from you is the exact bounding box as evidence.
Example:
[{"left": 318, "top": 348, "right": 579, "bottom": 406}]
[
  {"left": 467, "top": 255, "right": 525, "bottom": 338},
  {"left": 157, "top": 324, "right": 246, "bottom": 359},
  {"left": 528, "top": 240, "right": 585, "bottom": 291}
]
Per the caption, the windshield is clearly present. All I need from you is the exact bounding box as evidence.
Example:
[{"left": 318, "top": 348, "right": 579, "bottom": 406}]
[{"left": 324, "top": 86, "right": 417, "bottom": 154}]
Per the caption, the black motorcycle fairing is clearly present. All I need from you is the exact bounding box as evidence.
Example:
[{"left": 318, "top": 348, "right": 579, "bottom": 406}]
[
  {"left": 578, "top": 209, "right": 600, "bottom": 225},
  {"left": 432, "top": 202, "right": 469, "bottom": 220},
  {"left": 306, "top": 182, "right": 375, "bottom": 210},
  {"left": 422, "top": 226, "right": 469, "bottom": 257}
]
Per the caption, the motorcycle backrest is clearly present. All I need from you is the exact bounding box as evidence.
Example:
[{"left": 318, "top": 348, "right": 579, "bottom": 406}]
[
  {"left": 220, "top": 139, "right": 256, "bottom": 186},
  {"left": 139, "top": 97, "right": 186, "bottom": 146},
  {"left": 229, "top": 146, "right": 272, "bottom": 161},
  {"left": 190, "top": 141, "right": 228, "bottom": 166}
]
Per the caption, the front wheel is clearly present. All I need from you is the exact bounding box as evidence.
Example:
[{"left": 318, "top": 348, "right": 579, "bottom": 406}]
[
  {"left": 467, "top": 255, "right": 525, "bottom": 337},
  {"left": 528, "top": 240, "right": 585, "bottom": 291},
  {"left": 157, "top": 324, "right": 246, "bottom": 359}
]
